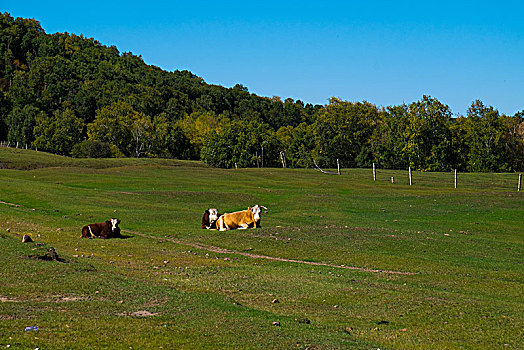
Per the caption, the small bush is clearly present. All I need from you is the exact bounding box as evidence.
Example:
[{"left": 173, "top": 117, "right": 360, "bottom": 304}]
[{"left": 71, "top": 140, "right": 112, "bottom": 158}]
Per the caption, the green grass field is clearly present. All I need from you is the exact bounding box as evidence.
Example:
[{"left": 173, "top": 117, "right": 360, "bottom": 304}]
[{"left": 1, "top": 148, "right": 523, "bottom": 349}]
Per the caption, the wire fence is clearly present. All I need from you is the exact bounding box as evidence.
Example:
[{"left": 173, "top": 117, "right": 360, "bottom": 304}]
[
  {"left": 1, "top": 143, "right": 522, "bottom": 191},
  {"left": 368, "top": 163, "right": 522, "bottom": 192}
]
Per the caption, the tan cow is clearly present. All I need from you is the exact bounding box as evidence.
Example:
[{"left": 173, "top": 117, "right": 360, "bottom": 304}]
[{"left": 217, "top": 205, "right": 265, "bottom": 231}]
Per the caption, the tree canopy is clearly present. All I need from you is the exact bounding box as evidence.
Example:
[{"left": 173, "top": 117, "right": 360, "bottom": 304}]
[{"left": 1, "top": 13, "right": 522, "bottom": 171}]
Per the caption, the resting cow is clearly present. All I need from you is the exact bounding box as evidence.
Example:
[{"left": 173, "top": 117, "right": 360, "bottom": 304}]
[
  {"left": 81, "top": 218, "right": 121, "bottom": 239},
  {"left": 201, "top": 208, "right": 220, "bottom": 229},
  {"left": 217, "top": 205, "right": 265, "bottom": 231}
]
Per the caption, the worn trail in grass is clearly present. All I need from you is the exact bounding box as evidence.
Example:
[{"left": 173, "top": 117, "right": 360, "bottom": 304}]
[{"left": 124, "top": 229, "right": 416, "bottom": 275}]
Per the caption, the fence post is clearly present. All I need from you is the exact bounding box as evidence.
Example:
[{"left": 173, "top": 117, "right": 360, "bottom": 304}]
[
  {"left": 519, "top": 173, "right": 522, "bottom": 192},
  {"left": 280, "top": 151, "right": 286, "bottom": 168},
  {"left": 409, "top": 167, "right": 412, "bottom": 186},
  {"left": 336, "top": 159, "right": 341, "bottom": 175},
  {"left": 454, "top": 169, "right": 457, "bottom": 189},
  {"left": 373, "top": 162, "right": 376, "bottom": 181},
  {"left": 261, "top": 144, "right": 264, "bottom": 168}
]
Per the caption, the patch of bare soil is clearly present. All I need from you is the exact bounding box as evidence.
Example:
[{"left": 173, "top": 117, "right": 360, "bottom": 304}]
[
  {"left": 120, "top": 310, "right": 160, "bottom": 317},
  {"left": 0, "top": 296, "right": 19, "bottom": 302},
  {"left": 0, "top": 200, "right": 20, "bottom": 207},
  {"left": 55, "top": 296, "right": 87, "bottom": 303}
]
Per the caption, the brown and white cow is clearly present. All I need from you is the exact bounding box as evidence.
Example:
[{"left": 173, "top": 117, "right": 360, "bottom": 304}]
[
  {"left": 81, "top": 218, "right": 121, "bottom": 239},
  {"left": 217, "top": 205, "right": 265, "bottom": 231},
  {"left": 201, "top": 208, "right": 220, "bottom": 229}
]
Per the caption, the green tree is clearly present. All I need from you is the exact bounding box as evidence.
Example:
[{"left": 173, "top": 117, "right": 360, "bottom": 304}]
[
  {"left": 510, "top": 110, "right": 524, "bottom": 171},
  {"left": 201, "top": 120, "right": 279, "bottom": 168},
  {"left": 404, "top": 95, "right": 453, "bottom": 171},
  {"left": 0, "top": 90, "right": 11, "bottom": 140},
  {"left": 276, "top": 125, "right": 293, "bottom": 152},
  {"left": 315, "top": 98, "right": 379, "bottom": 168},
  {"left": 131, "top": 113, "right": 154, "bottom": 157},
  {"left": 6, "top": 104, "right": 43, "bottom": 147},
  {"left": 282, "top": 98, "right": 308, "bottom": 127},
  {"left": 449, "top": 116, "right": 471, "bottom": 171},
  {"left": 87, "top": 100, "right": 148, "bottom": 157},
  {"left": 370, "top": 104, "right": 410, "bottom": 169},
  {"left": 289, "top": 123, "right": 317, "bottom": 168},
  {"left": 176, "top": 111, "right": 224, "bottom": 159},
  {"left": 33, "top": 107, "right": 83, "bottom": 155},
  {"left": 466, "top": 100, "right": 514, "bottom": 172},
  {"left": 502, "top": 112, "right": 524, "bottom": 171}
]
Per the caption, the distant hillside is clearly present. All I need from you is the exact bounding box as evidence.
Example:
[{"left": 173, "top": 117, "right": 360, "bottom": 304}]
[
  {"left": 0, "top": 12, "right": 319, "bottom": 158},
  {"left": 0, "top": 13, "right": 522, "bottom": 171},
  {"left": 0, "top": 147, "right": 203, "bottom": 170},
  {"left": 0, "top": 13, "right": 320, "bottom": 128}
]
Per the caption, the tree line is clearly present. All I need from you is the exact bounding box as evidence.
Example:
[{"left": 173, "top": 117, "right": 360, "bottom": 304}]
[{"left": 1, "top": 13, "right": 523, "bottom": 172}]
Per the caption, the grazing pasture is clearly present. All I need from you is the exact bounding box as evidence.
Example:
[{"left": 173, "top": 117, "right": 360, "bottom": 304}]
[{"left": 0, "top": 148, "right": 522, "bottom": 349}]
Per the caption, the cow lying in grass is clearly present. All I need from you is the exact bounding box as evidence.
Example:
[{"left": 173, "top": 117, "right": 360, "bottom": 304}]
[
  {"left": 201, "top": 208, "right": 220, "bottom": 229},
  {"left": 217, "top": 205, "right": 266, "bottom": 231},
  {"left": 82, "top": 218, "right": 121, "bottom": 239}
]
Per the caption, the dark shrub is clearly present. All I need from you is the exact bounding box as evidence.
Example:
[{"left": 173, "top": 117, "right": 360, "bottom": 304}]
[{"left": 71, "top": 140, "right": 112, "bottom": 158}]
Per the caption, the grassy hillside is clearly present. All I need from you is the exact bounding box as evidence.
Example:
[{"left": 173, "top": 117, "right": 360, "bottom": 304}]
[
  {"left": 0, "top": 147, "right": 203, "bottom": 170},
  {"left": 0, "top": 148, "right": 522, "bottom": 349}
]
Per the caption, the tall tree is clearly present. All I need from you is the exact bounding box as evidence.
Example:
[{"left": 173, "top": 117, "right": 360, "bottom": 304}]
[
  {"left": 6, "top": 104, "right": 42, "bottom": 146},
  {"left": 315, "top": 98, "right": 379, "bottom": 168},
  {"left": 287, "top": 122, "right": 317, "bottom": 168},
  {"left": 87, "top": 100, "right": 149, "bottom": 157},
  {"left": 466, "top": 100, "right": 510, "bottom": 172},
  {"left": 404, "top": 95, "right": 453, "bottom": 171},
  {"left": 201, "top": 120, "right": 279, "bottom": 168},
  {"left": 176, "top": 111, "right": 224, "bottom": 159},
  {"left": 0, "top": 90, "right": 11, "bottom": 140},
  {"left": 370, "top": 104, "right": 410, "bottom": 169},
  {"left": 33, "top": 107, "right": 83, "bottom": 155}
]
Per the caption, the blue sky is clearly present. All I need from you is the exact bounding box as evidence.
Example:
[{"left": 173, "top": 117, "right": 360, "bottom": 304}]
[{"left": 4, "top": 1, "right": 524, "bottom": 116}]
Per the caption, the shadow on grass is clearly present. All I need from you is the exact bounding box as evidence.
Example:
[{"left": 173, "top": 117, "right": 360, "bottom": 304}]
[
  {"left": 25, "top": 248, "right": 67, "bottom": 263},
  {"left": 82, "top": 234, "right": 133, "bottom": 240}
]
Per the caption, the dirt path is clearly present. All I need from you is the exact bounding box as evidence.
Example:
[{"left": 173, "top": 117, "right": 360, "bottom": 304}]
[
  {"left": 123, "top": 230, "right": 416, "bottom": 275},
  {"left": 0, "top": 200, "right": 20, "bottom": 207}
]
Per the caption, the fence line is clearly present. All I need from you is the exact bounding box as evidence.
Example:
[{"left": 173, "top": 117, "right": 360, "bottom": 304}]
[
  {"left": 0, "top": 143, "right": 522, "bottom": 191},
  {"left": 0, "top": 141, "right": 39, "bottom": 151},
  {"left": 369, "top": 166, "right": 523, "bottom": 192}
]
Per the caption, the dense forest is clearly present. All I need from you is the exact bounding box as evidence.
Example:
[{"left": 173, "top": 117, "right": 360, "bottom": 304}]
[{"left": 1, "top": 13, "right": 523, "bottom": 172}]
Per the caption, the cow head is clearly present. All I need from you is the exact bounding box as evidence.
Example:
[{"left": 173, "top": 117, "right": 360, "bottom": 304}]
[
  {"left": 250, "top": 205, "right": 262, "bottom": 222},
  {"left": 110, "top": 218, "right": 120, "bottom": 232},
  {"left": 207, "top": 208, "right": 219, "bottom": 224}
]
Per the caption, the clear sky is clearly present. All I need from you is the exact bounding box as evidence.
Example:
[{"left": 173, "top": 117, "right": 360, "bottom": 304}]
[{"left": 3, "top": 1, "right": 524, "bottom": 116}]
